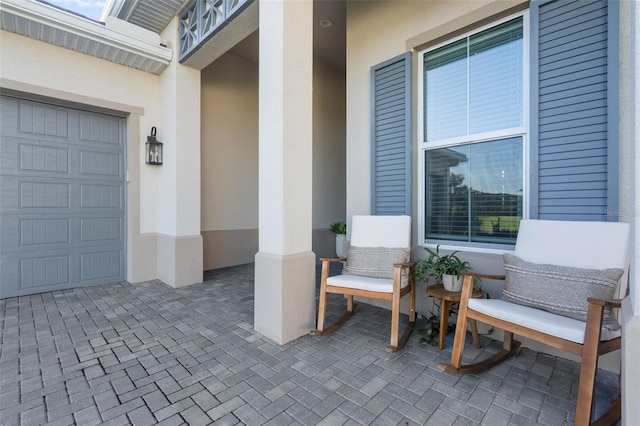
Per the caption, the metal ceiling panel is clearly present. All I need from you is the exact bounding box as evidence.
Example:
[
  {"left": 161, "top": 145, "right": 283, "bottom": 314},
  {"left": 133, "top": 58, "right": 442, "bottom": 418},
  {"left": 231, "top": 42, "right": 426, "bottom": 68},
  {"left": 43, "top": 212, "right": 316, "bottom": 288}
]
[{"left": 114, "top": 0, "right": 187, "bottom": 33}]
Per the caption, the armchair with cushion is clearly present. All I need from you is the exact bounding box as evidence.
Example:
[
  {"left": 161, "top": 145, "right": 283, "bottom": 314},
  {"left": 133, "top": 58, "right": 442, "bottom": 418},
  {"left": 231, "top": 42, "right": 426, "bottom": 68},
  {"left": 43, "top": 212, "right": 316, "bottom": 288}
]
[
  {"left": 439, "top": 219, "right": 630, "bottom": 425},
  {"left": 310, "top": 215, "right": 416, "bottom": 352}
]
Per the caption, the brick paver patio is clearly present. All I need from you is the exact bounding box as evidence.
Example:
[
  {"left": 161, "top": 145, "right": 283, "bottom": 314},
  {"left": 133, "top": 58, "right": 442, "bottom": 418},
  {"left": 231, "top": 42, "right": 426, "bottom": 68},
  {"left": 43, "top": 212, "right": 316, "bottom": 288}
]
[{"left": 0, "top": 263, "right": 618, "bottom": 425}]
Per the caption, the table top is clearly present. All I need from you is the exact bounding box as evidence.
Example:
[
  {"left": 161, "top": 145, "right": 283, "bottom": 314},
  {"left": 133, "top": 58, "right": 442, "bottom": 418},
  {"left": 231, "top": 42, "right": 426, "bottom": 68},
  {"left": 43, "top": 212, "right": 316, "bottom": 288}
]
[{"left": 426, "top": 284, "right": 484, "bottom": 302}]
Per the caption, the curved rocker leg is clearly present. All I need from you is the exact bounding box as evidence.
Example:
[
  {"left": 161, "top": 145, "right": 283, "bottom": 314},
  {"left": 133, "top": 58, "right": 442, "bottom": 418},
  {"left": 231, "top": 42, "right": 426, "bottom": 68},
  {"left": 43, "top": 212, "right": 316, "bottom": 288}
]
[
  {"left": 438, "top": 340, "right": 520, "bottom": 374},
  {"left": 439, "top": 332, "right": 520, "bottom": 374},
  {"left": 590, "top": 394, "right": 620, "bottom": 426},
  {"left": 310, "top": 303, "right": 357, "bottom": 336},
  {"left": 385, "top": 318, "right": 416, "bottom": 353}
]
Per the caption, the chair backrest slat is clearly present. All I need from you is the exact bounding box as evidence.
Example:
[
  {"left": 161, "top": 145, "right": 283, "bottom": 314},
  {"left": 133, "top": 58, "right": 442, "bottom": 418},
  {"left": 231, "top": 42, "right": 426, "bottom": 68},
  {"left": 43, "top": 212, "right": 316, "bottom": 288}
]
[
  {"left": 350, "top": 215, "right": 411, "bottom": 248},
  {"left": 515, "top": 219, "right": 631, "bottom": 298}
]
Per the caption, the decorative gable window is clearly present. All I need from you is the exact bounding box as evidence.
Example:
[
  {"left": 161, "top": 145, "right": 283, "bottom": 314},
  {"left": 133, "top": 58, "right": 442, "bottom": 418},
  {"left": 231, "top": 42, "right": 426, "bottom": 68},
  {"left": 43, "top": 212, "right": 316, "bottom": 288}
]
[
  {"left": 418, "top": 15, "right": 527, "bottom": 248},
  {"left": 178, "top": 0, "right": 254, "bottom": 61}
]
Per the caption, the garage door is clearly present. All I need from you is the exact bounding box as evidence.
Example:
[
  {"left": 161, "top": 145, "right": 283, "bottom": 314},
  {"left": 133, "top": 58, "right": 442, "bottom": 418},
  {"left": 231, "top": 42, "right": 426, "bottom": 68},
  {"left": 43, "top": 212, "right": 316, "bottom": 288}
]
[{"left": 0, "top": 97, "right": 126, "bottom": 298}]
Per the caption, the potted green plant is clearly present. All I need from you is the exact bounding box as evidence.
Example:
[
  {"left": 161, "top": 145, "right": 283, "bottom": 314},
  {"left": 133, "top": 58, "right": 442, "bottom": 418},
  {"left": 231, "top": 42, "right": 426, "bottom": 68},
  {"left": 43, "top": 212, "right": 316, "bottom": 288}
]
[
  {"left": 414, "top": 248, "right": 491, "bottom": 346},
  {"left": 414, "top": 245, "right": 471, "bottom": 346},
  {"left": 329, "top": 221, "right": 347, "bottom": 258},
  {"left": 414, "top": 245, "right": 471, "bottom": 291}
]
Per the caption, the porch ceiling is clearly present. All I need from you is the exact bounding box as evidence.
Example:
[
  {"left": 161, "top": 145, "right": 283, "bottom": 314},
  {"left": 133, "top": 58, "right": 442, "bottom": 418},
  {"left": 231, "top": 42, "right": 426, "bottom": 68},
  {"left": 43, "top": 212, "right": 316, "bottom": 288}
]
[{"left": 109, "top": 0, "right": 346, "bottom": 72}]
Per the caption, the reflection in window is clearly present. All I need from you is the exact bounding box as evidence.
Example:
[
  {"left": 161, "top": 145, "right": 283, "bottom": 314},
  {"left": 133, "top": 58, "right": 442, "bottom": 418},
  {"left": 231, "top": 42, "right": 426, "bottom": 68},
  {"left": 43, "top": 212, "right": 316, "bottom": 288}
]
[{"left": 425, "top": 137, "right": 523, "bottom": 244}]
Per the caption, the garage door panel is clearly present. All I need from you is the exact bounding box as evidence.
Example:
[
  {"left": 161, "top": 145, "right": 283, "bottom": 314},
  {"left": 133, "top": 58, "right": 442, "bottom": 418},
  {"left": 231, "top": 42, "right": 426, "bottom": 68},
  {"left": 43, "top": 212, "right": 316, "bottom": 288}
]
[
  {"left": 80, "top": 217, "right": 123, "bottom": 242},
  {"left": 0, "top": 98, "right": 69, "bottom": 140},
  {"left": 1, "top": 136, "right": 70, "bottom": 175},
  {"left": 20, "top": 143, "right": 70, "bottom": 173},
  {"left": 80, "top": 183, "right": 123, "bottom": 209},
  {"left": 80, "top": 250, "right": 122, "bottom": 282},
  {"left": 80, "top": 113, "right": 122, "bottom": 146},
  {"left": 2, "top": 137, "right": 122, "bottom": 180},
  {"left": 80, "top": 150, "right": 122, "bottom": 177},
  {"left": 21, "top": 217, "right": 70, "bottom": 246},
  {"left": 1, "top": 97, "right": 125, "bottom": 298},
  {"left": 2, "top": 214, "right": 67, "bottom": 250},
  {"left": 22, "top": 181, "right": 70, "bottom": 209},
  {"left": 2, "top": 214, "right": 122, "bottom": 252},
  {"left": 1, "top": 247, "right": 124, "bottom": 297},
  {"left": 21, "top": 254, "right": 71, "bottom": 289},
  {"left": 0, "top": 177, "right": 70, "bottom": 211},
  {"left": 19, "top": 102, "right": 69, "bottom": 138},
  {"left": 1, "top": 178, "right": 124, "bottom": 213},
  {"left": 1, "top": 250, "right": 72, "bottom": 297}
]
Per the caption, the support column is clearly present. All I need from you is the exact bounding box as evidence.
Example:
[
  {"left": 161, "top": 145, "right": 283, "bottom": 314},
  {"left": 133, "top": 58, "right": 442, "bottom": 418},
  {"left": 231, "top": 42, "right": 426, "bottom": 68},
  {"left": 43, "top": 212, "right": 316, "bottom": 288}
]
[
  {"left": 254, "top": 0, "right": 315, "bottom": 344},
  {"left": 156, "top": 17, "right": 203, "bottom": 287},
  {"left": 620, "top": 0, "right": 640, "bottom": 422}
]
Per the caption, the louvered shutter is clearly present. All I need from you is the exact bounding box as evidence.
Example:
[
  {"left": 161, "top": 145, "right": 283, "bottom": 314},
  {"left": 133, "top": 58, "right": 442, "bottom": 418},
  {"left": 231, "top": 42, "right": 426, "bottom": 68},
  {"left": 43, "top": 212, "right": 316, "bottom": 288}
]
[
  {"left": 371, "top": 52, "right": 412, "bottom": 215},
  {"left": 530, "top": 0, "right": 619, "bottom": 221}
]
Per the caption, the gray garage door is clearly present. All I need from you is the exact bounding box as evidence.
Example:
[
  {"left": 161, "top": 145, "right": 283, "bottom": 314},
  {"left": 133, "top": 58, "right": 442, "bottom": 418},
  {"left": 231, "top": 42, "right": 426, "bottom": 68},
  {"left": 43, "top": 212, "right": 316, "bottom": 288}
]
[{"left": 0, "top": 96, "right": 125, "bottom": 298}]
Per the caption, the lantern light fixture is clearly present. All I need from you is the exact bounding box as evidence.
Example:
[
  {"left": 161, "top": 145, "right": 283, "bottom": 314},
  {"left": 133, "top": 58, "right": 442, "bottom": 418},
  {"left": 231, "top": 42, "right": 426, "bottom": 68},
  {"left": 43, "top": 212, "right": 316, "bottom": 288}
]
[{"left": 145, "top": 126, "right": 163, "bottom": 165}]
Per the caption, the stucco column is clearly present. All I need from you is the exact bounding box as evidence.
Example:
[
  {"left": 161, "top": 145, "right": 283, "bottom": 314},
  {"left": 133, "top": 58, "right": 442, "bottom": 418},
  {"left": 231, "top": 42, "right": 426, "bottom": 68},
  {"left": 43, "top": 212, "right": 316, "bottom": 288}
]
[
  {"left": 619, "top": 0, "right": 640, "bottom": 422},
  {"left": 156, "top": 17, "right": 203, "bottom": 287},
  {"left": 254, "top": 0, "right": 316, "bottom": 344}
]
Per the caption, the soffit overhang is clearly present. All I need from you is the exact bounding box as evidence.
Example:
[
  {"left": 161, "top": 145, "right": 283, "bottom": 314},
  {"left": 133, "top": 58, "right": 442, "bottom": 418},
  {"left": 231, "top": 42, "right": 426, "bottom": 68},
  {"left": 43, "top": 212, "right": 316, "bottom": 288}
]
[
  {"left": 0, "top": 0, "right": 173, "bottom": 75},
  {"left": 108, "top": 0, "right": 186, "bottom": 34}
]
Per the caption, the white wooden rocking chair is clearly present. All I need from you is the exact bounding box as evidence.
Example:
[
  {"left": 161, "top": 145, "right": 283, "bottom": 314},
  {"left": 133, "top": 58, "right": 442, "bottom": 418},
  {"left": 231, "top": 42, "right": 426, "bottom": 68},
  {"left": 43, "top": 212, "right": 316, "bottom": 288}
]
[{"left": 439, "top": 219, "right": 630, "bottom": 425}]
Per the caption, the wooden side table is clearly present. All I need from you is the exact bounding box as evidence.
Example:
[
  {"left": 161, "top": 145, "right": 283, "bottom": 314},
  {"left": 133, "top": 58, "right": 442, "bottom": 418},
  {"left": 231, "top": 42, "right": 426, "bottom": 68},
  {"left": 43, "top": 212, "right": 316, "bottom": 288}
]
[{"left": 426, "top": 284, "right": 484, "bottom": 350}]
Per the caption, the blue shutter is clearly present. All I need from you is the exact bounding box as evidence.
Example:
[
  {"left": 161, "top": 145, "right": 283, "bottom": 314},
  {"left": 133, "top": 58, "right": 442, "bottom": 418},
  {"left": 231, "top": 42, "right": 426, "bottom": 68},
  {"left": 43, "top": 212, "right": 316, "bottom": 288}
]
[
  {"left": 530, "top": 0, "right": 619, "bottom": 221},
  {"left": 371, "top": 52, "right": 412, "bottom": 215}
]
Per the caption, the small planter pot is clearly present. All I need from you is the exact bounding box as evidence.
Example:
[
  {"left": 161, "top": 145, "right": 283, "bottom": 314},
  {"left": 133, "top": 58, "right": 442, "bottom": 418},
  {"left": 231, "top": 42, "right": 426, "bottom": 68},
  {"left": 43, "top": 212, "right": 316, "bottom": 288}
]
[
  {"left": 335, "top": 234, "right": 348, "bottom": 258},
  {"left": 442, "top": 274, "right": 463, "bottom": 292}
]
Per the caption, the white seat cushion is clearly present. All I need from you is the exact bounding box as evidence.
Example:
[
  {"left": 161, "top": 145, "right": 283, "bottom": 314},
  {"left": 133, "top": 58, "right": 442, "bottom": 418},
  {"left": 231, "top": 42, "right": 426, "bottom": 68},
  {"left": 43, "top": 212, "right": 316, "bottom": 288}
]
[
  {"left": 468, "top": 299, "right": 620, "bottom": 344},
  {"left": 327, "top": 274, "right": 408, "bottom": 293}
]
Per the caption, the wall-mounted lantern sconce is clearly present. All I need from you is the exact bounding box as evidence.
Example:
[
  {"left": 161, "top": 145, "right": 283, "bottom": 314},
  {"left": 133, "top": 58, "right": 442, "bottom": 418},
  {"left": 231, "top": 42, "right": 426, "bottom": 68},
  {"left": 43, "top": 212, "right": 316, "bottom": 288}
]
[{"left": 145, "top": 127, "right": 163, "bottom": 165}]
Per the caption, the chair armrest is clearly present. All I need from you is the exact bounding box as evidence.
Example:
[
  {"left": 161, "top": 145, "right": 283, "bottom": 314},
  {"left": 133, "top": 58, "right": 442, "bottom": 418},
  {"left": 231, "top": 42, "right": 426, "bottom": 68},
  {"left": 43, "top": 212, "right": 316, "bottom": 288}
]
[
  {"left": 394, "top": 262, "right": 416, "bottom": 269},
  {"left": 587, "top": 298, "right": 623, "bottom": 309},
  {"left": 462, "top": 271, "right": 506, "bottom": 281},
  {"left": 319, "top": 257, "right": 347, "bottom": 262}
]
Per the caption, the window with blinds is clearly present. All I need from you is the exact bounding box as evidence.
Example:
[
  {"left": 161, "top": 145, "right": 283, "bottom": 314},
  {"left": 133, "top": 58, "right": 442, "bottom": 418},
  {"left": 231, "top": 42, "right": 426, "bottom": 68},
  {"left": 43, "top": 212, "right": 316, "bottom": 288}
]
[{"left": 419, "top": 15, "right": 526, "bottom": 247}]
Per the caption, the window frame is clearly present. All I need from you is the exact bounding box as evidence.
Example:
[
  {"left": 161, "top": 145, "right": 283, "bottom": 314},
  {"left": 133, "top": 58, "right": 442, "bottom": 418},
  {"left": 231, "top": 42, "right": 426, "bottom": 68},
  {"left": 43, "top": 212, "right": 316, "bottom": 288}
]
[{"left": 417, "top": 11, "right": 531, "bottom": 252}]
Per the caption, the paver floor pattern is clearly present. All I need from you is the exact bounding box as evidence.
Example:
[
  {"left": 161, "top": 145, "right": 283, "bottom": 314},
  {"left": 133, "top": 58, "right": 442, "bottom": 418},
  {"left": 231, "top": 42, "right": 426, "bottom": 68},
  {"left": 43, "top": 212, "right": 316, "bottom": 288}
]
[{"left": 0, "top": 263, "right": 618, "bottom": 425}]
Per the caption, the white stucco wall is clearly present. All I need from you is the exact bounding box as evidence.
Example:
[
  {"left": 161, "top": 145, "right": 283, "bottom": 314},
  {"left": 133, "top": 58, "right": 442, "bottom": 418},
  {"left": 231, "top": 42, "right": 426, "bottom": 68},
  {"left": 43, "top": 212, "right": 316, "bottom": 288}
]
[
  {"left": 0, "top": 33, "right": 161, "bottom": 110},
  {"left": 200, "top": 52, "right": 345, "bottom": 236},
  {"left": 159, "top": 18, "right": 202, "bottom": 238},
  {"left": 199, "top": 47, "right": 345, "bottom": 268},
  {"left": 201, "top": 52, "right": 259, "bottom": 232},
  {"left": 312, "top": 57, "right": 347, "bottom": 258},
  {"left": 313, "top": 58, "right": 347, "bottom": 230},
  {"left": 199, "top": 50, "right": 259, "bottom": 270}
]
